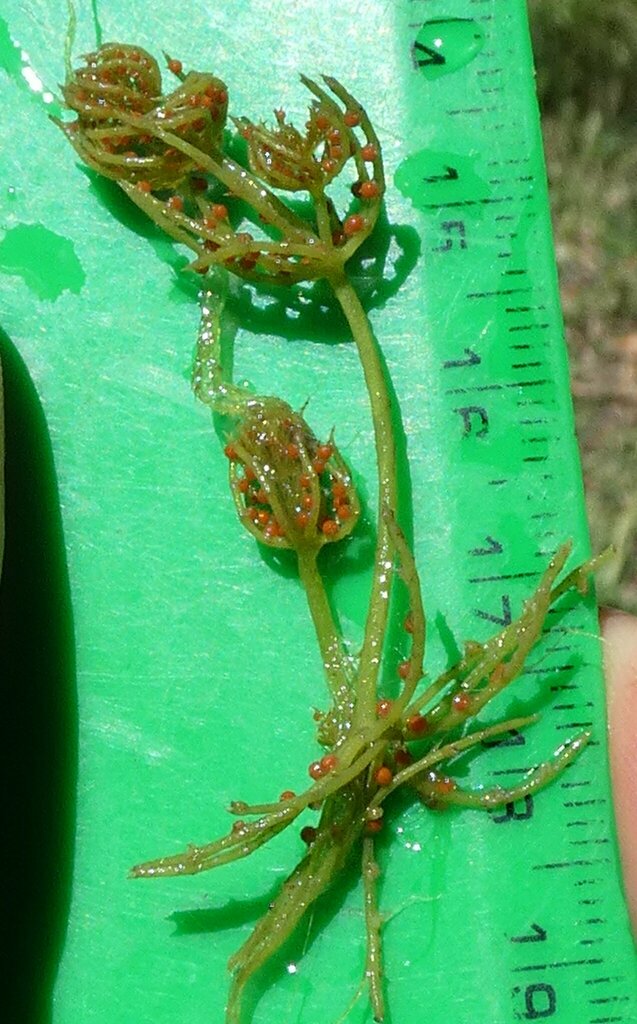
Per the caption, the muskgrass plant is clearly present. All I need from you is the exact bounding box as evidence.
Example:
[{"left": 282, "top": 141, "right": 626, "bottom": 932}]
[{"left": 57, "top": 41, "right": 606, "bottom": 1023}]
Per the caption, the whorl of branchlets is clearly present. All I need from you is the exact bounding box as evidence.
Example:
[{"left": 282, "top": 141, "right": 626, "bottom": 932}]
[{"left": 58, "top": 43, "right": 228, "bottom": 190}]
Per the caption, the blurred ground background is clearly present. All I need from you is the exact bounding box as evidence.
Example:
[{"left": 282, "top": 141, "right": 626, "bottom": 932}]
[{"left": 529, "top": 0, "right": 637, "bottom": 612}]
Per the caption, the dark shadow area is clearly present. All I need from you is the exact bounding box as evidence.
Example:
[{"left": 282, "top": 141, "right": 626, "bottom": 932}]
[
  {"left": 435, "top": 610, "right": 463, "bottom": 669},
  {"left": 170, "top": 879, "right": 281, "bottom": 937},
  {"left": 1, "top": 330, "right": 78, "bottom": 1024}
]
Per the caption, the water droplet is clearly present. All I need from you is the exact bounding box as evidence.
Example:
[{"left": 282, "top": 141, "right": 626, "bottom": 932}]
[
  {"left": 413, "top": 18, "right": 485, "bottom": 80},
  {"left": 0, "top": 223, "right": 85, "bottom": 300},
  {"left": 394, "top": 149, "right": 489, "bottom": 212},
  {"left": 0, "top": 16, "right": 62, "bottom": 114}
]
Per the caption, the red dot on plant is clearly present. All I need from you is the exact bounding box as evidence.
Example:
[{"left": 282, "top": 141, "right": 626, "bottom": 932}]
[
  {"left": 211, "top": 203, "right": 228, "bottom": 220},
  {"left": 360, "top": 180, "right": 380, "bottom": 199},
  {"left": 375, "top": 766, "right": 393, "bottom": 787},
  {"left": 434, "top": 777, "right": 456, "bottom": 795},
  {"left": 344, "top": 110, "right": 360, "bottom": 127},
  {"left": 320, "top": 753, "right": 338, "bottom": 773},
  {"left": 398, "top": 659, "right": 411, "bottom": 680},
  {"left": 365, "top": 819, "right": 383, "bottom": 835},
  {"left": 137, "top": 180, "right": 152, "bottom": 193},
  {"left": 308, "top": 760, "right": 324, "bottom": 780},
  {"left": 453, "top": 693, "right": 471, "bottom": 712},
  {"left": 167, "top": 58, "right": 183, "bottom": 75},
  {"left": 361, "top": 143, "right": 378, "bottom": 162},
  {"left": 376, "top": 699, "right": 392, "bottom": 718},
  {"left": 406, "top": 714, "right": 429, "bottom": 736},
  {"left": 343, "top": 214, "right": 365, "bottom": 236},
  {"left": 321, "top": 519, "right": 339, "bottom": 537},
  {"left": 300, "top": 825, "right": 317, "bottom": 844},
  {"left": 317, "top": 443, "right": 333, "bottom": 461},
  {"left": 224, "top": 444, "right": 238, "bottom": 460},
  {"left": 279, "top": 789, "right": 296, "bottom": 801}
]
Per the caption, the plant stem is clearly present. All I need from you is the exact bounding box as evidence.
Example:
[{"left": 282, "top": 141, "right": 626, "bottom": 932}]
[
  {"left": 297, "top": 547, "right": 353, "bottom": 703},
  {"left": 330, "top": 273, "right": 399, "bottom": 725},
  {"left": 313, "top": 190, "right": 333, "bottom": 245},
  {"left": 362, "top": 836, "right": 385, "bottom": 1021}
]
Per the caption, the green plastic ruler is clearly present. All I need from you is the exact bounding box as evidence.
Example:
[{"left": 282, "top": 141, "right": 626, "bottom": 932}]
[{"left": 0, "top": 1, "right": 634, "bottom": 1023}]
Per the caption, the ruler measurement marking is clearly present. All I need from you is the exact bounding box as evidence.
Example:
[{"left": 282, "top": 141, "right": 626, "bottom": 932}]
[
  {"left": 467, "top": 571, "right": 538, "bottom": 583},
  {"left": 512, "top": 958, "right": 603, "bottom": 973},
  {"left": 420, "top": 195, "right": 514, "bottom": 209},
  {"left": 571, "top": 838, "right": 611, "bottom": 847},
  {"left": 563, "top": 799, "right": 607, "bottom": 808},
  {"left": 466, "top": 286, "right": 532, "bottom": 298},
  {"left": 533, "top": 859, "right": 609, "bottom": 870},
  {"left": 445, "top": 378, "right": 551, "bottom": 396},
  {"left": 509, "top": 326, "right": 551, "bottom": 335},
  {"left": 521, "top": 663, "right": 575, "bottom": 675},
  {"left": 555, "top": 721, "right": 594, "bottom": 729},
  {"left": 590, "top": 996, "right": 630, "bottom": 1004}
]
